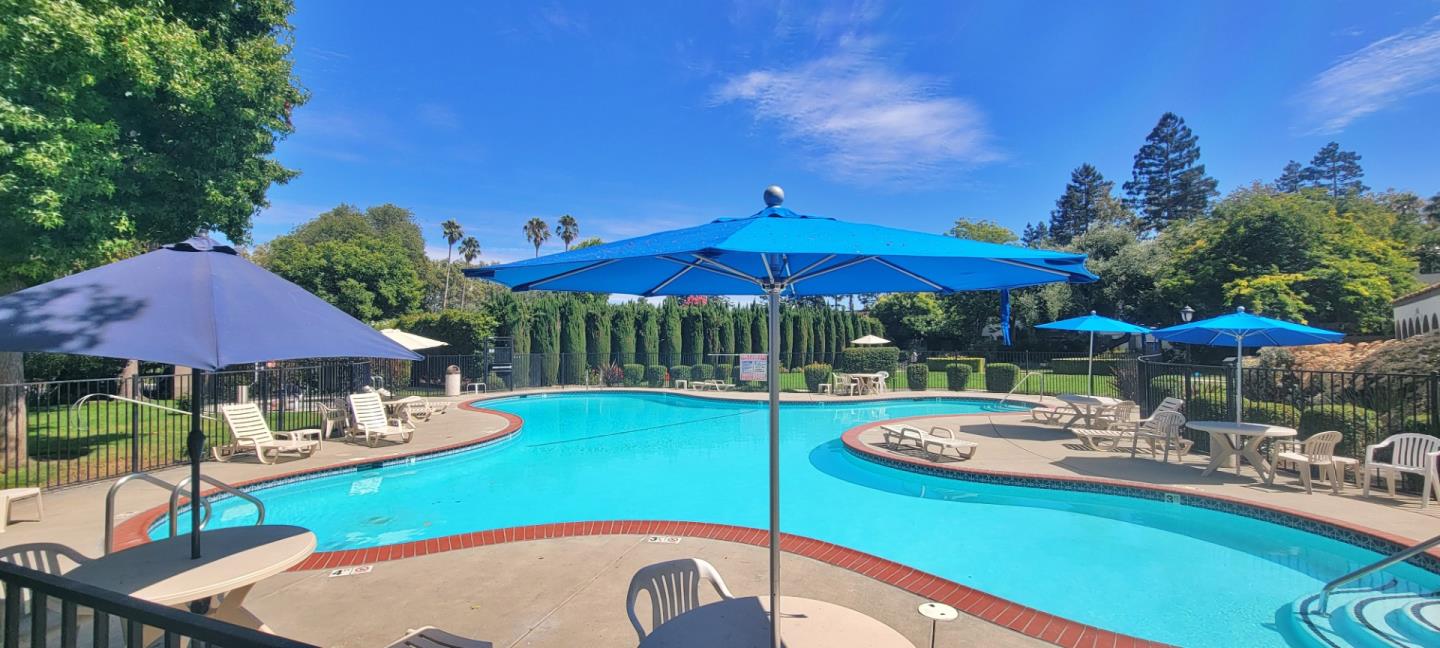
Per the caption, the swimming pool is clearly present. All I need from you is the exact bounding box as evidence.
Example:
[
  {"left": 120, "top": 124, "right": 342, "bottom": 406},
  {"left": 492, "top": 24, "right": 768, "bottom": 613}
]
[{"left": 172, "top": 392, "right": 1439, "bottom": 647}]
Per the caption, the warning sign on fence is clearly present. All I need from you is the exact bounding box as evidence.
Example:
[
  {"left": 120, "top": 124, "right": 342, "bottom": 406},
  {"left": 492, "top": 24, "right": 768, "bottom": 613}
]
[{"left": 739, "top": 354, "right": 768, "bottom": 381}]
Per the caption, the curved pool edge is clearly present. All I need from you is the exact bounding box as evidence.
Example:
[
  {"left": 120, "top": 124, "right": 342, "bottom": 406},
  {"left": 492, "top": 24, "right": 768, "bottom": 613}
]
[
  {"left": 841, "top": 415, "right": 1440, "bottom": 576},
  {"left": 111, "top": 404, "right": 525, "bottom": 551}
]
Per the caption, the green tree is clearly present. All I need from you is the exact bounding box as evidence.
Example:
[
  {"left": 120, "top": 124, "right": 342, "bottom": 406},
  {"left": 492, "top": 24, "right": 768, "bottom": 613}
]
[
  {"left": 440, "top": 220, "right": 464, "bottom": 308},
  {"left": 610, "top": 305, "right": 635, "bottom": 364},
  {"left": 660, "top": 302, "right": 682, "bottom": 366},
  {"left": 572, "top": 236, "right": 604, "bottom": 249},
  {"left": 1048, "top": 164, "right": 1130, "bottom": 243},
  {"left": 1274, "top": 161, "right": 1305, "bottom": 193},
  {"left": 1021, "top": 221, "right": 1050, "bottom": 247},
  {"left": 457, "top": 236, "right": 480, "bottom": 308},
  {"left": 586, "top": 306, "right": 611, "bottom": 369},
  {"left": 948, "top": 218, "right": 1017, "bottom": 244},
  {"left": 870, "top": 294, "right": 940, "bottom": 349},
  {"left": 0, "top": 0, "right": 307, "bottom": 457},
  {"left": 682, "top": 307, "right": 704, "bottom": 365},
  {"left": 555, "top": 214, "right": 580, "bottom": 250},
  {"left": 637, "top": 306, "right": 660, "bottom": 365},
  {"left": 524, "top": 217, "right": 550, "bottom": 257},
  {"left": 392, "top": 310, "right": 497, "bottom": 355},
  {"left": 258, "top": 236, "right": 423, "bottom": 320},
  {"left": 1301, "top": 142, "right": 1367, "bottom": 198},
  {"left": 1122, "top": 112, "right": 1218, "bottom": 232}
]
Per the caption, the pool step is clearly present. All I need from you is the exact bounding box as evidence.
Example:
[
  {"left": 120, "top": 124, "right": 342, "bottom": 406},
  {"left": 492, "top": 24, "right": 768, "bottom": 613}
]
[{"left": 1283, "top": 589, "right": 1440, "bottom": 647}]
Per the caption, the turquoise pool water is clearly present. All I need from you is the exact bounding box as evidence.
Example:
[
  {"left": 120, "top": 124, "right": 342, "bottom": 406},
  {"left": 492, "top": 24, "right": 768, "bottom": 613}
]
[{"left": 173, "top": 392, "right": 1440, "bottom": 647}]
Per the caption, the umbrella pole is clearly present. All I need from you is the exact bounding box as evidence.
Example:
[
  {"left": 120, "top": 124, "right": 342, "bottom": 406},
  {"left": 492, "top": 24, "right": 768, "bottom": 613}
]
[
  {"left": 1235, "top": 338, "right": 1243, "bottom": 424},
  {"left": 1087, "top": 332, "right": 1095, "bottom": 397},
  {"left": 188, "top": 370, "right": 205, "bottom": 559},
  {"left": 765, "top": 286, "right": 782, "bottom": 648}
]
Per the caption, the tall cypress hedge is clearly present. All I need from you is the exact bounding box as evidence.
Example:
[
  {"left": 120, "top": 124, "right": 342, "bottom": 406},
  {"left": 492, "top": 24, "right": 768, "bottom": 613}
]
[
  {"left": 638, "top": 307, "right": 659, "bottom": 366},
  {"left": 734, "top": 309, "right": 752, "bottom": 355},
  {"left": 530, "top": 299, "right": 560, "bottom": 386},
  {"left": 611, "top": 306, "right": 635, "bottom": 364},
  {"left": 559, "top": 300, "right": 586, "bottom": 384},
  {"left": 587, "top": 308, "right": 611, "bottom": 369},
  {"left": 753, "top": 306, "right": 767, "bottom": 353},
  {"left": 661, "top": 303, "right": 682, "bottom": 366}
]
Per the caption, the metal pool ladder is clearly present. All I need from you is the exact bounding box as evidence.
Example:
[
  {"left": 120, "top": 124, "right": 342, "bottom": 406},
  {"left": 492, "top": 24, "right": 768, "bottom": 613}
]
[
  {"left": 998, "top": 371, "right": 1045, "bottom": 407},
  {"left": 1317, "top": 531, "right": 1440, "bottom": 612},
  {"left": 103, "top": 472, "right": 266, "bottom": 555}
]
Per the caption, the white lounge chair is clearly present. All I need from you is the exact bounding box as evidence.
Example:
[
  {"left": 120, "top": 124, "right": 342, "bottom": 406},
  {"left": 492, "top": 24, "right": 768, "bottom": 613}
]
[
  {"left": 1362, "top": 433, "right": 1440, "bottom": 507},
  {"left": 880, "top": 424, "right": 924, "bottom": 450},
  {"left": 1031, "top": 404, "right": 1078, "bottom": 425},
  {"left": 400, "top": 397, "right": 449, "bottom": 421},
  {"left": 1272, "top": 431, "right": 1347, "bottom": 494},
  {"left": 919, "top": 426, "right": 979, "bottom": 461},
  {"left": 384, "top": 626, "right": 492, "bottom": 648},
  {"left": 1131, "top": 410, "right": 1192, "bottom": 462},
  {"left": 215, "top": 404, "right": 320, "bottom": 464},
  {"left": 0, "top": 488, "right": 41, "bottom": 532},
  {"left": 626, "top": 558, "right": 735, "bottom": 641},
  {"left": 348, "top": 392, "right": 415, "bottom": 447}
]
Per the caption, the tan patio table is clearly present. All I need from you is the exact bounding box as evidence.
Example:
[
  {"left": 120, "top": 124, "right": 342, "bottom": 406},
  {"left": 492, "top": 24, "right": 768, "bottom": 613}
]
[
  {"left": 65, "top": 525, "right": 316, "bottom": 636},
  {"left": 1053, "top": 394, "right": 1123, "bottom": 427},
  {"left": 848, "top": 373, "right": 886, "bottom": 395},
  {"left": 639, "top": 595, "right": 914, "bottom": 648},
  {"left": 1189, "top": 420, "right": 1297, "bottom": 482}
]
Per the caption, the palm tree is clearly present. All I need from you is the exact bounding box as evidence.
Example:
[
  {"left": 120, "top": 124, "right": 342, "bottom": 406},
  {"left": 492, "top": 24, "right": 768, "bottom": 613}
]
[
  {"left": 555, "top": 214, "right": 579, "bottom": 250},
  {"left": 441, "top": 219, "right": 464, "bottom": 308},
  {"left": 458, "top": 236, "right": 480, "bottom": 309},
  {"left": 524, "top": 217, "right": 551, "bottom": 257}
]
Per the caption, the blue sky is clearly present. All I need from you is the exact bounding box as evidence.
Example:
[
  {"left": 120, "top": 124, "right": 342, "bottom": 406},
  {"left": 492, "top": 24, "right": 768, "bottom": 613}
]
[{"left": 254, "top": 0, "right": 1440, "bottom": 262}]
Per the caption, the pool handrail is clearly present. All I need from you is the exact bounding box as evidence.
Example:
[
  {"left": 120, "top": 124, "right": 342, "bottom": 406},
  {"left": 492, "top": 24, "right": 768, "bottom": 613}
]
[{"left": 1317, "top": 531, "right": 1440, "bottom": 612}]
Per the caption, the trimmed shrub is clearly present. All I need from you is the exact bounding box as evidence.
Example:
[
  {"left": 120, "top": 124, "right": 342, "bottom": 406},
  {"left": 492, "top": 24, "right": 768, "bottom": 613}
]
[
  {"left": 840, "top": 346, "right": 900, "bottom": 374},
  {"left": 1299, "top": 404, "right": 1380, "bottom": 455},
  {"left": 985, "top": 363, "right": 1022, "bottom": 392},
  {"left": 803, "top": 363, "right": 832, "bottom": 392},
  {"left": 485, "top": 372, "right": 507, "bottom": 392},
  {"left": 669, "top": 365, "right": 691, "bottom": 383},
  {"left": 906, "top": 364, "right": 929, "bottom": 391},
  {"left": 622, "top": 363, "right": 644, "bottom": 387},
  {"left": 645, "top": 365, "right": 668, "bottom": 387},
  {"left": 602, "top": 363, "right": 625, "bottom": 386},
  {"left": 1241, "top": 399, "right": 1302, "bottom": 427},
  {"left": 714, "top": 364, "right": 732, "bottom": 382},
  {"left": 925, "top": 356, "right": 984, "bottom": 374},
  {"left": 945, "top": 364, "right": 973, "bottom": 391},
  {"left": 1187, "top": 393, "right": 1229, "bottom": 421},
  {"left": 692, "top": 364, "right": 715, "bottom": 381}
]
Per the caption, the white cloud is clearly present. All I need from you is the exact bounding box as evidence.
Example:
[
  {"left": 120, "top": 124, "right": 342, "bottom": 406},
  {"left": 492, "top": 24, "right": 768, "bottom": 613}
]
[
  {"left": 714, "top": 38, "right": 999, "bottom": 183},
  {"left": 1299, "top": 15, "right": 1440, "bottom": 134}
]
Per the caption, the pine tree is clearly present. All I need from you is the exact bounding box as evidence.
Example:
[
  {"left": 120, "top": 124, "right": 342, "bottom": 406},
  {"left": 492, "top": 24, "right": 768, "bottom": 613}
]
[
  {"left": 1274, "top": 161, "right": 1304, "bottom": 193},
  {"left": 1301, "top": 142, "right": 1367, "bottom": 198},
  {"left": 1021, "top": 222, "right": 1050, "bottom": 247},
  {"left": 1048, "top": 164, "right": 1120, "bottom": 244},
  {"left": 1122, "top": 112, "right": 1218, "bottom": 232}
]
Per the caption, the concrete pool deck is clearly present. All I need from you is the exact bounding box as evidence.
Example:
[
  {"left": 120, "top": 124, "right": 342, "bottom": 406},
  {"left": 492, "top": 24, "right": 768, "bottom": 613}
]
[{"left": 2, "top": 386, "right": 1437, "bottom": 647}]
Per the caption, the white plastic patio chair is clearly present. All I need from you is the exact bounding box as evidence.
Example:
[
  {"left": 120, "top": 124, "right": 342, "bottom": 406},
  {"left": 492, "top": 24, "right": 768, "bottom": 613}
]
[
  {"left": 1273, "top": 431, "right": 1346, "bottom": 494},
  {"left": 348, "top": 392, "right": 416, "bottom": 447},
  {"left": 1363, "top": 433, "right": 1440, "bottom": 507},
  {"left": 216, "top": 403, "right": 320, "bottom": 464},
  {"left": 1132, "top": 410, "right": 1191, "bottom": 463},
  {"left": 626, "top": 558, "right": 735, "bottom": 641}
]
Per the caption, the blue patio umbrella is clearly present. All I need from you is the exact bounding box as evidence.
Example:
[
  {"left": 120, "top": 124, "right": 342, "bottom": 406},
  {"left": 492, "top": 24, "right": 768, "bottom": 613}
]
[
  {"left": 1036, "top": 311, "right": 1150, "bottom": 395},
  {"left": 1151, "top": 307, "right": 1343, "bottom": 423},
  {"left": 468, "top": 187, "right": 1096, "bottom": 646},
  {"left": 0, "top": 235, "right": 420, "bottom": 558}
]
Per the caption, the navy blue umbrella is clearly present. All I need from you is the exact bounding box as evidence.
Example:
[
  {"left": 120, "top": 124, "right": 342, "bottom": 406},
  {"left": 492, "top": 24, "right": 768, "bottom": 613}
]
[
  {"left": 0, "top": 235, "right": 420, "bottom": 557},
  {"left": 1151, "top": 307, "right": 1343, "bottom": 423},
  {"left": 470, "top": 187, "right": 1096, "bottom": 646}
]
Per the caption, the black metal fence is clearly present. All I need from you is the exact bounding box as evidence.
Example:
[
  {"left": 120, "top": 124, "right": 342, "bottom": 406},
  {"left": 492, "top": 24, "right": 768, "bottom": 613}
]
[
  {"left": 0, "top": 558, "right": 316, "bottom": 647},
  {"left": 2, "top": 350, "right": 1436, "bottom": 491}
]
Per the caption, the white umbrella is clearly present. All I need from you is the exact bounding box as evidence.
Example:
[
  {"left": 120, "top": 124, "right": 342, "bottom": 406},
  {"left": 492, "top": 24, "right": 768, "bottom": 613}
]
[
  {"left": 850, "top": 334, "right": 890, "bottom": 345},
  {"left": 379, "top": 328, "right": 448, "bottom": 351}
]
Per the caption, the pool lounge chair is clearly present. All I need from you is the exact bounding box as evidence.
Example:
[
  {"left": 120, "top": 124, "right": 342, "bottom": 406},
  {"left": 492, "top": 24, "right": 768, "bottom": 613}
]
[
  {"left": 919, "top": 426, "right": 979, "bottom": 460},
  {"left": 348, "top": 392, "right": 416, "bottom": 447},
  {"left": 1030, "top": 404, "right": 1078, "bottom": 425},
  {"left": 880, "top": 424, "right": 925, "bottom": 450},
  {"left": 1066, "top": 419, "right": 1136, "bottom": 451},
  {"left": 384, "top": 626, "right": 492, "bottom": 648},
  {"left": 215, "top": 403, "right": 321, "bottom": 464}
]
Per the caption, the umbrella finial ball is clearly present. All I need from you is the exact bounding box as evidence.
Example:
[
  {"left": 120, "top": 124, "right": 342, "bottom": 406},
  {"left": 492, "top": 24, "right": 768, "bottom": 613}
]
[{"left": 763, "top": 185, "right": 785, "bottom": 207}]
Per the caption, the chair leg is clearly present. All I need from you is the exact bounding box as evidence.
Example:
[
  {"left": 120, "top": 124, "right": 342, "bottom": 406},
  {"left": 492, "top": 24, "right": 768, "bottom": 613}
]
[
  {"left": 1387, "top": 472, "right": 1397, "bottom": 497},
  {"left": 1299, "top": 464, "right": 1312, "bottom": 494}
]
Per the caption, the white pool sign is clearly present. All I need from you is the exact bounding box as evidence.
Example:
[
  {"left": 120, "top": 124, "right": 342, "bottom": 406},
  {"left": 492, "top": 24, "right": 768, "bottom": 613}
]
[{"left": 739, "top": 353, "right": 768, "bottom": 381}]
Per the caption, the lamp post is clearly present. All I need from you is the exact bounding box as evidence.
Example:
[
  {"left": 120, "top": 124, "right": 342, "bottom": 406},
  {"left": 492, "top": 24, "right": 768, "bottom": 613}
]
[{"left": 1179, "top": 306, "right": 1195, "bottom": 364}]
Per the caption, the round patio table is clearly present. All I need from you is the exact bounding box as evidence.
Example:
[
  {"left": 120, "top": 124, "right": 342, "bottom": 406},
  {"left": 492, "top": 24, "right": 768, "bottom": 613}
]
[
  {"left": 1053, "top": 394, "right": 1123, "bottom": 427},
  {"left": 1188, "top": 421, "right": 1297, "bottom": 482},
  {"left": 65, "top": 525, "right": 316, "bottom": 635},
  {"left": 639, "top": 595, "right": 914, "bottom": 648}
]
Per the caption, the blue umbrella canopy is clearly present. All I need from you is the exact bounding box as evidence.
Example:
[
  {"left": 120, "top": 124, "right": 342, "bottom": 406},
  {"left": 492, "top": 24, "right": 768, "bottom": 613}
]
[
  {"left": 469, "top": 188, "right": 1096, "bottom": 648},
  {"left": 1151, "top": 307, "right": 1343, "bottom": 423},
  {"left": 1150, "top": 307, "right": 1344, "bottom": 347},
  {"left": 0, "top": 236, "right": 420, "bottom": 370},
  {"left": 1036, "top": 311, "right": 1149, "bottom": 396},
  {"left": 0, "top": 235, "right": 420, "bottom": 559},
  {"left": 1036, "top": 311, "right": 1150, "bottom": 334},
  {"left": 467, "top": 205, "right": 1096, "bottom": 294}
]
